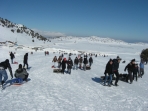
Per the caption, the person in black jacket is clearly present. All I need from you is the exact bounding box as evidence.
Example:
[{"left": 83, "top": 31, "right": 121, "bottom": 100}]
[
  {"left": 23, "top": 53, "right": 29, "bottom": 69},
  {"left": 67, "top": 57, "right": 73, "bottom": 74},
  {"left": 0, "top": 59, "right": 13, "bottom": 85},
  {"left": 10, "top": 52, "right": 15, "bottom": 64},
  {"left": 104, "top": 59, "right": 113, "bottom": 87},
  {"left": 83, "top": 55, "right": 88, "bottom": 71},
  {"left": 133, "top": 63, "right": 139, "bottom": 81},
  {"left": 112, "top": 56, "right": 121, "bottom": 86},
  {"left": 61, "top": 58, "right": 67, "bottom": 74},
  {"left": 124, "top": 59, "right": 135, "bottom": 84},
  {"left": 74, "top": 57, "right": 79, "bottom": 70},
  {"left": 89, "top": 56, "right": 93, "bottom": 67}
]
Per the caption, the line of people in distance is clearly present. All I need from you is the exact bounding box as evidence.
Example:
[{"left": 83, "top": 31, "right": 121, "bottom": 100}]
[
  {"left": 52, "top": 55, "right": 93, "bottom": 74},
  {"left": 104, "top": 56, "right": 145, "bottom": 87}
]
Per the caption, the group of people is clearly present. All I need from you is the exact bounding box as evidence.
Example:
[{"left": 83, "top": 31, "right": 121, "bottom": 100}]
[
  {"left": 104, "top": 56, "right": 145, "bottom": 87},
  {"left": 0, "top": 53, "right": 29, "bottom": 86},
  {"left": 52, "top": 54, "right": 93, "bottom": 74}
]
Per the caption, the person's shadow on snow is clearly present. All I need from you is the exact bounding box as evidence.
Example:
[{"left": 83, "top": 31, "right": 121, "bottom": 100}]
[{"left": 92, "top": 77, "right": 104, "bottom": 86}]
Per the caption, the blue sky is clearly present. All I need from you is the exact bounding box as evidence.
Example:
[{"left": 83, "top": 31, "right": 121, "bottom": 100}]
[{"left": 0, "top": 0, "right": 148, "bottom": 42}]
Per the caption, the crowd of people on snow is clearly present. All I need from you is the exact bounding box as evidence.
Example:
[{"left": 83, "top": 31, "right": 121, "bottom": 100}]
[
  {"left": 52, "top": 54, "right": 93, "bottom": 74},
  {"left": 104, "top": 56, "right": 145, "bottom": 87},
  {"left": 0, "top": 52, "right": 29, "bottom": 86},
  {"left": 0, "top": 51, "right": 146, "bottom": 88}
]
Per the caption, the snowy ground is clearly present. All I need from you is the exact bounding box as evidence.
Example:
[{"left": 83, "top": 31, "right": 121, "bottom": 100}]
[{"left": 0, "top": 38, "right": 148, "bottom": 111}]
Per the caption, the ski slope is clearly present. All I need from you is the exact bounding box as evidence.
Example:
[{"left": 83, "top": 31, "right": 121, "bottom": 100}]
[
  {"left": 0, "top": 39, "right": 148, "bottom": 111},
  {"left": 1, "top": 22, "right": 148, "bottom": 111}
]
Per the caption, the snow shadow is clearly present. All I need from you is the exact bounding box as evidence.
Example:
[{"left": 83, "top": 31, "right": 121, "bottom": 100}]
[{"left": 92, "top": 77, "right": 104, "bottom": 85}]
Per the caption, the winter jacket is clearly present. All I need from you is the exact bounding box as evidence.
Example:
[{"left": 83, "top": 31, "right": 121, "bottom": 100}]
[
  {"left": 139, "top": 62, "right": 144, "bottom": 69},
  {"left": 62, "top": 60, "right": 66, "bottom": 69},
  {"left": 67, "top": 60, "right": 73, "bottom": 69},
  {"left": 113, "top": 59, "right": 119, "bottom": 71},
  {"left": 79, "top": 58, "right": 83, "bottom": 63},
  {"left": 83, "top": 58, "right": 88, "bottom": 64},
  {"left": 52, "top": 57, "right": 57, "bottom": 62},
  {"left": 133, "top": 67, "right": 139, "bottom": 74},
  {"left": 24, "top": 53, "right": 28, "bottom": 64},
  {"left": 0, "top": 60, "right": 13, "bottom": 78},
  {"left": 74, "top": 58, "right": 79, "bottom": 64},
  {"left": 14, "top": 68, "right": 29, "bottom": 79},
  {"left": 104, "top": 61, "right": 113, "bottom": 75},
  {"left": 124, "top": 63, "right": 134, "bottom": 72},
  {"left": 10, "top": 53, "right": 15, "bottom": 59},
  {"left": 89, "top": 57, "right": 93, "bottom": 63},
  {"left": 58, "top": 57, "right": 62, "bottom": 63}
]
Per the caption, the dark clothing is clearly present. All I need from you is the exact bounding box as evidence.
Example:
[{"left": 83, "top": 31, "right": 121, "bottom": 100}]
[
  {"left": 14, "top": 68, "right": 29, "bottom": 81},
  {"left": 74, "top": 58, "right": 79, "bottom": 65},
  {"left": 113, "top": 59, "right": 119, "bottom": 71},
  {"left": 105, "top": 63, "right": 113, "bottom": 75},
  {"left": 124, "top": 63, "right": 135, "bottom": 72},
  {"left": 23, "top": 53, "right": 28, "bottom": 64},
  {"left": 83, "top": 58, "right": 88, "bottom": 64},
  {"left": 0, "top": 60, "right": 13, "bottom": 78},
  {"left": 10, "top": 52, "right": 15, "bottom": 59},
  {"left": 89, "top": 57, "right": 93, "bottom": 63},
  {"left": 61, "top": 60, "right": 66, "bottom": 74},
  {"left": 133, "top": 67, "right": 139, "bottom": 81},
  {"left": 79, "top": 58, "right": 83, "bottom": 63},
  {"left": 127, "top": 70, "right": 133, "bottom": 83},
  {"left": 67, "top": 60, "right": 73, "bottom": 69},
  {"left": 114, "top": 71, "right": 119, "bottom": 85}
]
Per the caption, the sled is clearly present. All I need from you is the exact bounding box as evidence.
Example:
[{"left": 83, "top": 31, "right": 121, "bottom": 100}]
[
  {"left": 53, "top": 69, "right": 62, "bottom": 73},
  {"left": 86, "top": 65, "right": 91, "bottom": 70},
  {"left": 12, "top": 78, "right": 31, "bottom": 86},
  {"left": 13, "top": 62, "right": 18, "bottom": 64}
]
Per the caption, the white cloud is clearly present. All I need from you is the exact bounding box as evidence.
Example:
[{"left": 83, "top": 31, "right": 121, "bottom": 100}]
[{"left": 32, "top": 29, "right": 66, "bottom": 37}]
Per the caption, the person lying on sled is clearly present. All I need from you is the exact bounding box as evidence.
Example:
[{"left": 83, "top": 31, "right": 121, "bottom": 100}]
[{"left": 14, "top": 64, "right": 29, "bottom": 81}]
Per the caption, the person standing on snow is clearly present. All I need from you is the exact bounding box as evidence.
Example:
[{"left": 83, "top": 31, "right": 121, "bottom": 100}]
[
  {"left": 23, "top": 53, "right": 29, "bottom": 69},
  {"left": 112, "top": 56, "right": 121, "bottom": 86},
  {"left": 0, "top": 59, "right": 13, "bottom": 85},
  {"left": 89, "top": 56, "right": 93, "bottom": 67},
  {"left": 58, "top": 56, "right": 62, "bottom": 68},
  {"left": 10, "top": 52, "right": 15, "bottom": 64},
  {"left": 79, "top": 57, "right": 83, "bottom": 69},
  {"left": 139, "top": 59, "right": 144, "bottom": 78},
  {"left": 133, "top": 63, "right": 139, "bottom": 81},
  {"left": 61, "top": 58, "right": 67, "bottom": 74},
  {"left": 52, "top": 56, "right": 57, "bottom": 67},
  {"left": 74, "top": 57, "right": 79, "bottom": 70},
  {"left": 83, "top": 55, "right": 88, "bottom": 71},
  {"left": 124, "top": 59, "right": 135, "bottom": 84},
  {"left": 67, "top": 57, "right": 73, "bottom": 74},
  {"left": 104, "top": 59, "right": 113, "bottom": 87}
]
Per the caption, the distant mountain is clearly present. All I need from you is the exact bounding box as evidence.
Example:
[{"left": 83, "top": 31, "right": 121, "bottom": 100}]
[{"left": 0, "top": 17, "right": 50, "bottom": 44}]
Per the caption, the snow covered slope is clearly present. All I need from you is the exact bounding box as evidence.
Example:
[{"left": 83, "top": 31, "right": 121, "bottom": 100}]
[{"left": 0, "top": 17, "right": 148, "bottom": 111}]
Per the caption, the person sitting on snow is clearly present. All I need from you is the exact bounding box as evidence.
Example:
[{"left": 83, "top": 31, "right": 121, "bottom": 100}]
[{"left": 14, "top": 64, "right": 29, "bottom": 81}]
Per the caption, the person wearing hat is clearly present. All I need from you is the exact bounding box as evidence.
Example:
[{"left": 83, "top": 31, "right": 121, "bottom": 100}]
[
  {"left": 133, "top": 63, "right": 139, "bottom": 81},
  {"left": 23, "top": 53, "right": 29, "bottom": 69},
  {"left": 124, "top": 59, "right": 135, "bottom": 84},
  {"left": 112, "top": 56, "right": 122, "bottom": 86},
  {"left": 0, "top": 59, "right": 13, "bottom": 85},
  {"left": 67, "top": 57, "right": 73, "bottom": 74},
  {"left": 139, "top": 59, "right": 144, "bottom": 78},
  {"left": 10, "top": 52, "right": 15, "bottom": 64},
  {"left": 83, "top": 55, "right": 88, "bottom": 71},
  {"left": 61, "top": 58, "right": 67, "bottom": 74},
  {"left": 104, "top": 59, "right": 113, "bottom": 87},
  {"left": 14, "top": 64, "right": 29, "bottom": 81}
]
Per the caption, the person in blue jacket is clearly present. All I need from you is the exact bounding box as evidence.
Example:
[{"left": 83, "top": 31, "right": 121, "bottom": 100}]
[{"left": 139, "top": 59, "right": 144, "bottom": 78}]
